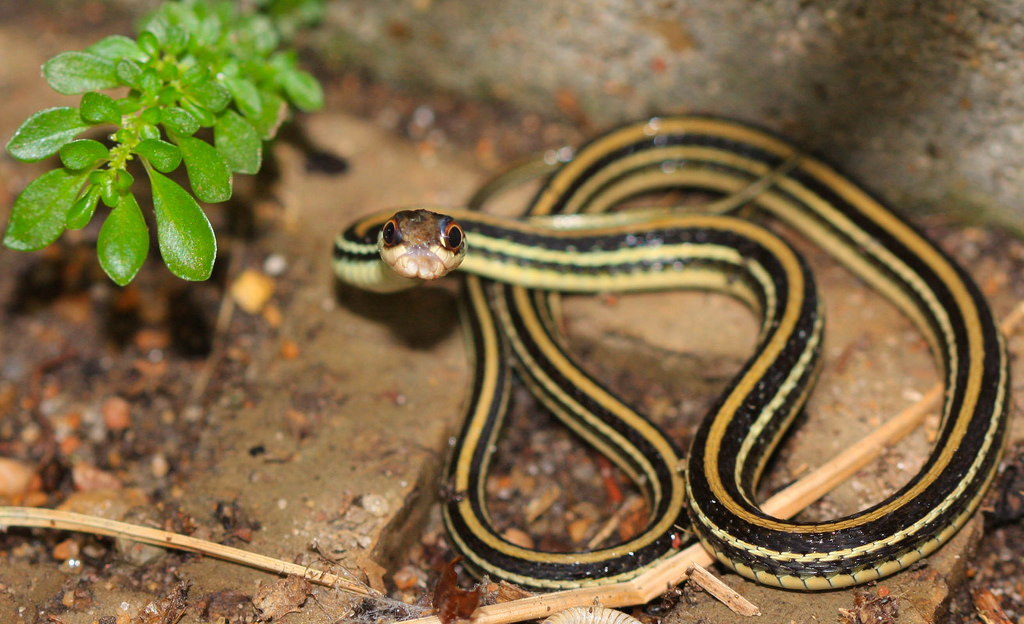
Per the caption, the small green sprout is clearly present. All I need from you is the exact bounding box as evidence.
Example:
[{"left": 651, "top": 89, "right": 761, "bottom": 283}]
[{"left": 4, "top": 0, "right": 324, "bottom": 285}]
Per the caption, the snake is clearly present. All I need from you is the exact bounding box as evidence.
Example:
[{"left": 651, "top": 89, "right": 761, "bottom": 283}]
[{"left": 332, "top": 116, "right": 1009, "bottom": 591}]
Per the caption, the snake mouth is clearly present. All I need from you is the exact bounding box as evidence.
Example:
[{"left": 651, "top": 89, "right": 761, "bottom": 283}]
[
  {"left": 387, "top": 247, "right": 451, "bottom": 280},
  {"left": 376, "top": 209, "right": 468, "bottom": 281}
]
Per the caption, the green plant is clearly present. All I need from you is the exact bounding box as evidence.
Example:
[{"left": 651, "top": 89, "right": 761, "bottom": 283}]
[{"left": 4, "top": 0, "right": 324, "bottom": 285}]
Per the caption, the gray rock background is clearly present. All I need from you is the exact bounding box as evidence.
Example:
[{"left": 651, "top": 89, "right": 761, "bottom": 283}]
[{"left": 317, "top": 0, "right": 1024, "bottom": 231}]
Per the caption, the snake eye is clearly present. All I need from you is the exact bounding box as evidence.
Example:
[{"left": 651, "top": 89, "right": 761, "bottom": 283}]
[
  {"left": 441, "top": 220, "right": 464, "bottom": 252},
  {"left": 381, "top": 218, "right": 399, "bottom": 247}
]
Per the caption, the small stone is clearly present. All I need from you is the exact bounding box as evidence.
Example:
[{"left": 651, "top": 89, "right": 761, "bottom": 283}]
[
  {"left": 58, "top": 435, "right": 81, "bottom": 456},
  {"left": 230, "top": 269, "right": 275, "bottom": 314},
  {"left": 72, "top": 462, "right": 122, "bottom": 491},
  {"left": 20, "top": 491, "right": 48, "bottom": 507},
  {"left": 19, "top": 423, "right": 41, "bottom": 445},
  {"left": 361, "top": 494, "right": 390, "bottom": 517},
  {"left": 392, "top": 565, "right": 422, "bottom": 590},
  {"left": 102, "top": 396, "right": 132, "bottom": 431},
  {"left": 567, "top": 517, "right": 593, "bottom": 543},
  {"left": 150, "top": 453, "right": 169, "bottom": 479},
  {"left": 502, "top": 528, "right": 534, "bottom": 549},
  {"left": 0, "top": 457, "right": 37, "bottom": 497},
  {"left": 280, "top": 340, "right": 300, "bottom": 360},
  {"left": 58, "top": 488, "right": 149, "bottom": 520},
  {"left": 524, "top": 484, "right": 561, "bottom": 523},
  {"left": 263, "top": 254, "right": 288, "bottom": 277},
  {"left": 133, "top": 328, "right": 171, "bottom": 352},
  {"left": 52, "top": 538, "right": 80, "bottom": 562},
  {"left": 262, "top": 303, "right": 283, "bottom": 328}
]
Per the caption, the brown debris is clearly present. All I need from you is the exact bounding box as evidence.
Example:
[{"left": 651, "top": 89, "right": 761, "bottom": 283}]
[
  {"left": 198, "top": 589, "right": 252, "bottom": 622},
  {"left": 355, "top": 552, "right": 389, "bottom": 594},
  {"left": 433, "top": 558, "right": 482, "bottom": 624},
  {"left": 974, "top": 588, "right": 1013, "bottom": 624},
  {"left": 252, "top": 576, "right": 312, "bottom": 622},
  {"left": 131, "top": 582, "right": 190, "bottom": 624},
  {"left": 838, "top": 587, "right": 899, "bottom": 624}
]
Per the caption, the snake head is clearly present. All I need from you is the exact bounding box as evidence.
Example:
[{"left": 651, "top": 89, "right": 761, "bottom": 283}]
[{"left": 378, "top": 209, "right": 467, "bottom": 280}]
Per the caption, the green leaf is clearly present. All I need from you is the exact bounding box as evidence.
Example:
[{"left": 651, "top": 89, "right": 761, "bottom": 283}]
[
  {"left": 250, "top": 91, "right": 287, "bottom": 140},
  {"left": 6, "top": 107, "right": 89, "bottom": 162},
  {"left": 134, "top": 138, "right": 182, "bottom": 172},
  {"left": 161, "top": 26, "right": 189, "bottom": 56},
  {"left": 138, "top": 123, "right": 161, "bottom": 141},
  {"left": 280, "top": 68, "right": 323, "bottom": 112},
  {"left": 156, "top": 1, "right": 200, "bottom": 32},
  {"left": 179, "top": 63, "right": 209, "bottom": 87},
  {"left": 139, "top": 68, "right": 161, "bottom": 94},
  {"left": 80, "top": 92, "right": 121, "bottom": 124},
  {"left": 3, "top": 168, "right": 88, "bottom": 250},
  {"left": 140, "top": 106, "right": 162, "bottom": 125},
  {"left": 114, "top": 128, "right": 138, "bottom": 145},
  {"left": 193, "top": 13, "right": 223, "bottom": 48},
  {"left": 180, "top": 98, "right": 215, "bottom": 127},
  {"left": 157, "top": 62, "right": 179, "bottom": 82},
  {"left": 116, "top": 96, "right": 144, "bottom": 116},
  {"left": 222, "top": 76, "right": 262, "bottom": 119},
  {"left": 157, "top": 86, "right": 180, "bottom": 106},
  {"left": 43, "top": 52, "right": 119, "bottom": 95},
  {"left": 59, "top": 139, "right": 110, "bottom": 170},
  {"left": 144, "top": 10, "right": 191, "bottom": 54},
  {"left": 115, "top": 169, "right": 135, "bottom": 192},
  {"left": 185, "top": 79, "right": 231, "bottom": 113},
  {"left": 115, "top": 58, "right": 144, "bottom": 88},
  {"left": 97, "top": 170, "right": 118, "bottom": 208},
  {"left": 98, "top": 192, "right": 150, "bottom": 285},
  {"left": 237, "top": 15, "right": 278, "bottom": 57},
  {"left": 87, "top": 35, "right": 146, "bottom": 61},
  {"left": 140, "top": 14, "right": 171, "bottom": 47},
  {"left": 214, "top": 110, "right": 261, "bottom": 174},
  {"left": 147, "top": 168, "right": 216, "bottom": 280},
  {"left": 177, "top": 136, "right": 232, "bottom": 202},
  {"left": 162, "top": 107, "right": 199, "bottom": 136},
  {"left": 137, "top": 31, "right": 160, "bottom": 58},
  {"left": 67, "top": 185, "right": 101, "bottom": 230}
]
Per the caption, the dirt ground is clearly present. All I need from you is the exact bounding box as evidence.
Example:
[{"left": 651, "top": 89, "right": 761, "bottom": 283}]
[{"left": 1, "top": 5, "right": 1024, "bottom": 624}]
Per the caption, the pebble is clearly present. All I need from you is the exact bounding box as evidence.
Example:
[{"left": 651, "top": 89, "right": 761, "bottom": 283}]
[
  {"left": 52, "top": 538, "right": 80, "bottom": 562},
  {"left": 391, "top": 565, "right": 423, "bottom": 590},
  {"left": 57, "top": 487, "right": 149, "bottom": 520},
  {"left": 102, "top": 396, "right": 132, "bottom": 431},
  {"left": 263, "top": 253, "right": 288, "bottom": 277},
  {"left": 0, "top": 457, "right": 38, "bottom": 497},
  {"left": 72, "top": 462, "right": 123, "bottom": 491},
  {"left": 361, "top": 494, "right": 390, "bottom": 517},
  {"left": 502, "top": 527, "right": 534, "bottom": 549},
  {"left": 115, "top": 508, "right": 166, "bottom": 566},
  {"left": 133, "top": 328, "right": 171, "bottom": 352},
  {"left": 150, "top": 453, "right": 170, "bottom": 479},
  {"left": 280, "top": 340, "right": 300, "bottom": 360},
  {"left": 230, "top": 269, "right": 275, "bottom": 314},
  {"left": 524, "top": 484, "right": 561, "bottom": 523},
  {"left": 567, "top": 517, "right": 594, "bottom": 543},
  {"left": 19, "top": 422, "right": 41, "bottom": 445},
  {"left": 262, "top": 303, "right": 283, "bottom": 328}
]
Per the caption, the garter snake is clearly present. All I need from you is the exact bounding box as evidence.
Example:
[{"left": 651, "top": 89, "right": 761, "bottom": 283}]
[{"left": 333, "top": 116, "right": 1009, "bottom": 591}]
